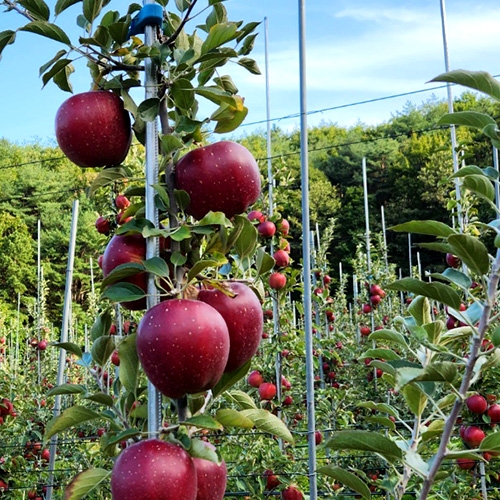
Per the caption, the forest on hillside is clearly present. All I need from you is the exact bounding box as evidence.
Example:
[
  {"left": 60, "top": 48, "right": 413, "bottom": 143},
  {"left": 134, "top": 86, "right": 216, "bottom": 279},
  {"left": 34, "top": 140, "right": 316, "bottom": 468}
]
[{"left": 0, "top": 91, "right": 498, "bottom": 329}]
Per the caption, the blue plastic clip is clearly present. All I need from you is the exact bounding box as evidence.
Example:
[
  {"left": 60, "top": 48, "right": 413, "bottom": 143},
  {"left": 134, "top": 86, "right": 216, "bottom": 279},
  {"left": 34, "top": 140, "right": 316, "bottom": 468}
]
[{"left": 128, "top": 4, "right": 163, "bottom": 38}]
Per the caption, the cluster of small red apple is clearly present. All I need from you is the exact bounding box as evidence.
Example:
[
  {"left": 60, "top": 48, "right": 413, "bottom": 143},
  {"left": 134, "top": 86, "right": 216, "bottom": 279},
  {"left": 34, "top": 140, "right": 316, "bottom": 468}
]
[
  {"left": 28, "top": 338, "right": 48, "bottom": 351},
  {"left": 95, "top": 193, "right": 133, "bottom": 238},
  {"left": 23, "top": 440, "right": 50, "bottom": 463},
  {"left": 248, "top": 210, "right": 292, "bottom": 291},
  {"left": 262, "top": 468, "right": 304, "bottom": 500},
  {"left": 456, "top": 393, "right": 500, "bottom": 470},
  {"left": 0, "top": 397, "right": 16, "bottom": 425},
  {"left": 361, "top": 283, "right": 386, "bottom": 316}
]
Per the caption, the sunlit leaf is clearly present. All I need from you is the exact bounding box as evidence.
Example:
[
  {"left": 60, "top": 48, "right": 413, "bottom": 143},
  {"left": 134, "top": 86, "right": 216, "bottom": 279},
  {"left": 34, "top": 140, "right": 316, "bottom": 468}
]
[
  {"left": 51, "top": 341, "right": 83, "bottom": 358},
  {"left": 20, "top": 21, "right": 71, "bottom": 45},
  {"left": 0, "top": 30, "right": 16, "bottom": 57},
  {"left": 101, "top": 282, "right": 146, "bottom": 303},
  {"left": 431, "top": 69, "right": 500, "bottom": 102},
  {"left": 45, "top": 406, "right": 102, "bottom": 440},
  {"left": 47, "top": 384, "right": 87, "bottom": 396},
  {"left": 181, "top": 415, "right": 223, "bottom": 431},
  {"left": 448, "top": 234, "right": 490, "bottom": 275},
  {"left": 240, "top": 409, "right": 294, "bottom": 443},
  {"left": 201, "top": 22, "right": 238, "bottom": 54},
  {"left": 216, "top": 408, "right": 254, "bottom": 429},
  {"left": 88, "top": 166, "right": 131, "bottom": 196},
  {"left": 18, "top": 0, "right": 50, "bottom": 21},
  {"left": 63, "top": 468, "right": 110, "bottom": 500},
  {"left": 390, "top": 220, "right": 456, "bottom": 238}
]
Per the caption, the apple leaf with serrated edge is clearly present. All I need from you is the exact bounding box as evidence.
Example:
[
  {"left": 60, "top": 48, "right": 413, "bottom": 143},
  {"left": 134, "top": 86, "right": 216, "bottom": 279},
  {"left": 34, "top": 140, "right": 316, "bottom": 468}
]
[
  {"left": 318, "top": 466, "right": 371, "bottom": 499},
  {"left": 240, "top": 409, "right": 294, "bottom": 443},
  {"left": 63, "top": 468, "right": 110, "bottom": 500},
  {"left": 45, "top": 406, "right": 103, "bottom": 441}
]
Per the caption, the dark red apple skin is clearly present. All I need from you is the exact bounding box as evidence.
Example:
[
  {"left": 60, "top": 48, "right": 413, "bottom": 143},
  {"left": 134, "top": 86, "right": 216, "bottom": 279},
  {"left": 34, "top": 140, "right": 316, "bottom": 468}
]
[
  {"left": 174, "top": 141, "right": 261, "bottom": 220},
  {"left": 55, "top": 91, "right": 132, "bottom": 168},
  {"left": 101, "top": 233, "right": 147, "bottom": 310},
  {"left": 192, "top": 457, "right": 227, "bottom": 500},
  {"left": 110, "top": 439, "right": 197, "bottom": 500},
  {"left": 197, "top": 282, "right": 263, "bottom": 372},
  {"left": 136, "top": 299, "right": 230, "bottom": 399}
]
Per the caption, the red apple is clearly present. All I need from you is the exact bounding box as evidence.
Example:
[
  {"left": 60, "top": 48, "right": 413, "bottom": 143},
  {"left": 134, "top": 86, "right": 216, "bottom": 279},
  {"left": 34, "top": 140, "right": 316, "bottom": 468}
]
[
  {"left": 282, "top": 395, "right": 293, "bottom": 406},
  {"left": 446, "top": 253, "right": 461, "bottom": 269},
  {"left": 277, "top": 218, "right": 290, "bottom": 236},
  {"left": 111, "top": 439, "right": 197, "bottom": 500},
  {"left": 258, "top": 221, "right": 276, "bottom": 238},
  {"left": 55, "top": 91, "right": 132, "bottom": 168},
  {"left": 463, "top": 426, "right": 486, "bottom": 447},
  {"left": 258, "top": 382, "right": 277, "bottom": 401},
  {"left": 115, "top": 195, "right": 130, "bottom": 210},
  {"left": 273, "top": 249, "right": 290, "bottom": 268},
  {"left": 282, "top": 485, "right": 304, "bottom": 499},
  {"left": 362, "top": 304, "right": 372, "bottom": 314},
  {"left": 95, "top": 216, "right": 111, "bottom": 235},
  {"left": 111, "top": 350, "right": 120, "bottom": 366},
  {"left": 247, "top": 210, "right": 265, "bottom": 223},
  {"left": 370, "top": 294, "right": 381, "bottom": 306},
  {"left": 488, "top": 403, "right": 500, "bottom": 423},
  {"left": 247, "top": 370, "right": 264, "bottom": 388},
  {"left": 192, "top": 455, "right": 227, "bottom": 500},
  {"left": 269, "top": 272, "right": 286, "bottom": 290},
  {"left": 174, "top": 141, "right": 261, "bottom": 220},
  {"left": 360, "top": 326, "right": 371, "bottom": 336},
  {"left": 41, "top": 449, "right": 50, "bottom": 462},
  {"left": 456, "top": 458, "right": 476, "bottom": 470},
  {"left": 263, "top": 469, "right": 280, "bottom": 490},
  {"left": 466, "top": 394, "right": 488, "bottom": 415},
  {"left": 136, "top": 299, "right": 230, "bottom": 399},
  {"left": 37, "top": 339, "right": 48, "bottom": 351},
  {"left": 198, "top": 282, "right": 263, "bottom": 372},
  {"left": 314, "top": 430, "right": 323, "bottom": 445}
]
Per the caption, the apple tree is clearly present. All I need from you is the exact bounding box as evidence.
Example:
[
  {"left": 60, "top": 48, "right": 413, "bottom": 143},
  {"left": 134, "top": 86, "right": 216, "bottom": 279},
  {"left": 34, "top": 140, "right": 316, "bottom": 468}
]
[
  {"left": 0, "top": 1, "right": 297, "bottom": 498},
  {"left": 318, "top": 70, "right": 500, "bottom": 499}
]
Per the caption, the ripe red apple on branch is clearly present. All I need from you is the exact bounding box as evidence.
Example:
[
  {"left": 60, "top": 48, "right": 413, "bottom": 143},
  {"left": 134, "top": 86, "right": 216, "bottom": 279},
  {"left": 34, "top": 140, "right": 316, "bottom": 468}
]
[
  {"left": 136, "top": 299, "right": 230, "bottom": 399},
  {"left": 192, "top": 445, "right": 227, "bottom": 500},
  {"left": 198, "top": 282, "right": 263, "bottom": 372},
  {"left": 55, "top": 91, "right": 132, "bottom": 168},
  {"left": 110, "top": 439, "right": 197, "bottom": 500},
  {"left": 174, "top": 141, "right": 261, "bottom": 220}
]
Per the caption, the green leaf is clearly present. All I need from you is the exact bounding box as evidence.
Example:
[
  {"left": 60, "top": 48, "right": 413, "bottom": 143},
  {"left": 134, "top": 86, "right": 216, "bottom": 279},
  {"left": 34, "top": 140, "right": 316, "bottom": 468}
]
[
  {"left": 363, "top": 348, "right": 401, "bottom": 361},
  {"left": 160, "top": 135, "right": 184, "bottom": 156},
  {"left": 101, "top": 282, "right": 146, "bottom": 303},
  {"left": 459, "top": 174, "right": 495, "bottom": 203},
  {"left": 368, "top": 329, "right": 408, "bottom": 348},
  {"left": 197, "top": 211, "right": 232, "bottom": 227},
  {"left": 39, "top": 49, "right": 67, "bottom": 76},
  {"left": 51, "top": 341, "right": 83, "bottom": 358},
  {"left": 408, "top": 295, "right": 431, "bottom": 326},
  {"left": 181, "top": 415, "right": 224, "bottom": 431},
  {"left": 216, "top": 408, "right": 254, "bottom": 429},
  {"left": 237, "top": 57, "right": 261, "bottom": 75},
  {"left": 47, "top": 384, "right": 87, "bottom": 396},
  {"left": 170, "top": 251, "right": 187, "bottom": 266},
  {"left": 118, "top": 334, "right": 139, "bottom": 393},
  {"left": 143, "top": 257, "right": 170, "bottom": 277},
  {"left": 325, "top": 430, "right": 402, "bottom": 463},
  {"left": 41, "top": 58, "right": 73, "bottom": 88},
  {"left": 211, "top": 98, "right": 248, "bottom": 134},
  {"left": 390, "top": 220, "right": 456, "bottom": 238},
  {"left": 201, "top": 22, "right": 239, "bottom": 54},
  {"left": 240, "top": 409, "right": 294, "bottom": 443},
  {"left": 83, "top": 0, "right": 105, "bottom": 23},
  {"left": 52, "top": 60, "right": 74, "bottom": 92},
  {"left": 365, "top": 416, "right": 396, "bottom": 431},
  {"left": 45, "top": 406, "right": 102, "bottom": 441},
  {"left": 479, "top": 432, "right": 500, "bottom": 452},
  {"left": 20, "top": 21, "right": 71, "bottom": 45},
  {"left": 90, "top": 310, "right": 113, "bottom": 341},
  {"left": 429, "top": 268, "right": 472, "bottom": 289},
  {"left": 0, "top": 30, "right": 16, "bottom": 56},
  {"left": 404, "top": 449, "right": 430, "bottom": 476},
  {"left": 195, "top": 85, "right": 239, "bottom": 106},
  {"left": 88, "top": 166, "right": 131, "bottom": 196},
  {"left": 385, "top": 278, "right": 462, "bottom": 309},
  {"left": 170, "top": 78, "right": 195, "bottom": 111},
  {"left": 85, "top": 393, "right": 114, "bottom": 406},
  {"left": 212, "top": 359, "right": 251, "bottom": 399},
  {"left": 448, "top": 234, "right": 490, "bottom": 275},
  {"left": 431, "top": 69, "right": 500, "bottom": 102},
  {"left": 225, "top": 389, "right": 257, "bottom": 410},
  {"left": 187, "top": 259, "right": 220, "bottom": 283},
  {"left": 174, "top": 189, "right": 190, "bottom": 211},
  {"left": 55, "top": 0, "right": 80, "bottom": 15},
  {"left": 170, "top": 225, "right": 192, "bottom": 242},
  {"left": 255, "top": 247, "right": 275, "bottom": 276},
  {"left": 138, "top": 97, "right": 160, "bottom": 122},
  {"left": 17, "top": 0, "right": 50, "bottom": 21},
  {"left": 63, "top": 468, "right": 111, "bottom": 500},
  {"left": 116, "top": 217, "right": 154, "bottom": 235},
  {"left": 357, "top": 401, "right": 399, "bottom": 418},
  {"left": 100, "top": 263, "right": 145, "bottom": 288},
  {"left": 91, "top": 335, "right": 115, "bottom": 366},
  {"left": 403, "top": 384, "right": 427, "bottom": 417},
  {"left": 422, "top": 419, "right": 445, "bottom": 441},
  {"left": 317, "top": 466, "right": 371, "bottom": 500},
  {"left": 437, "top": 111, "right": 497, "bottom": 130}
]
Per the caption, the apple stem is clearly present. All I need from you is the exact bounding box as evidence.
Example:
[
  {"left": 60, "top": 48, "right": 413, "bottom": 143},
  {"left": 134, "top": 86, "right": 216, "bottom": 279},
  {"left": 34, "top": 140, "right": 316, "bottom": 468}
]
[{"left": 176, "top": 396, "right": 188, "bottom": 422}]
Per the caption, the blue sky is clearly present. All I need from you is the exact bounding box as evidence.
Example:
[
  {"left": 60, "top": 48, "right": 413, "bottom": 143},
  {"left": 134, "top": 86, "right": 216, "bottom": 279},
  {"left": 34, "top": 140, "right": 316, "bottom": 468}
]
[{"left": 0, "top": 0, "right": 499, "bottom": 144}]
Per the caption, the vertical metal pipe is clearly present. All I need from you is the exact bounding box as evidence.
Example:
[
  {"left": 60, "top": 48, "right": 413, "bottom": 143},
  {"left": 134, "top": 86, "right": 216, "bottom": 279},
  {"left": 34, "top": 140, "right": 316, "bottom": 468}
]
[
  {"left": 264, "top": 17, "right": 274, "bottom": 216},
  {"left": 380, "top": 205, "right": 389, "bottom": 271},
  {"left": 143, "top": 0, "right": 162, "bottom": 437},
  {"left": 362, "top": 158, "right": 371, "bottom": 273},
  {"left": 439, "top": 0, "right": 463, "bottom": 231},
  {"left": 408, "top": 233, "right": 413, "bottom": 277},
  {"left": 298, "top": 0, "right": 317, "bottom": 497},
  {"left": 46, "top": 200, "right": 79, "bottom": 500}
]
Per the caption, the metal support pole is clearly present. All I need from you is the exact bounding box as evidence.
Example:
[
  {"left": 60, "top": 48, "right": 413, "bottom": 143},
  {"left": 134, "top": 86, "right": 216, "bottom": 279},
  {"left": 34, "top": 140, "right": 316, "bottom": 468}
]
[
  {"left": 264, "top": 17, "right": 274, "bottom": 216},
  {"left": 439, "top": 0, "right": 463, "bottom": 232},
  {"left": 143, "top": 0, "right": 162, "bottom": 437},
  {"left": 362, "top": 158, "right": 371, "bottom": 273},
  {"left": 298, "top": 0, "right": 317, "bottom": 497},
  {"left": 46, "top": 200, "right": 79, "bottom": 500}
]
